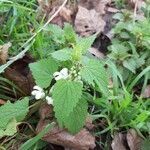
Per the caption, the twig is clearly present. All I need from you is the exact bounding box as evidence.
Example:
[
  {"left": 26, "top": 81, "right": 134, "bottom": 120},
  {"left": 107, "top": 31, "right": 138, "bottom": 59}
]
[
  {"left": 133, "top": 0, "right": 139, "bottom": 22},
  {"left": 0, "top": 0, "right": 68, "bottom": 73}
]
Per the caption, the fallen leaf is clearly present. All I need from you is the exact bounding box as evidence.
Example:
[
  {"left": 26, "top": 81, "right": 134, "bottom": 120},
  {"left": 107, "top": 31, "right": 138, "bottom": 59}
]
[
  {"left": 36, "top": 103, "right": 96, "bottom": 150},
  {"left": 89, "top": 47, "right": 104, "bottom": 59},
  {"left": 0, "top": 99, "right": 6, "bottom": 105},
  {"left": 125, "top": 0, "right": 145, "bottom": 9},
  {"left": 142, "top": 85, "right": 150, "bottom": 98},
  {"left": 37, "top": 0, "right": 77, "bottom": 27},
  {"left": 3, "top": 54, "right": 35, "bottom": 96},
  {"left": 0, "top": 42, "right": 12, "bottom": 64},
  {"left": 37, "top": 123, "right": 95, "bottom": 150},
  {"left": 127, "top": 129, "right": 143, "bottom": 150},
  {"left": 111, "top": 133, "right": 127, "bottom": 150},
  {"left": 79, "top": 0, "right": 111, "bottom": 14},
  {"left": 75, "top": 6, "right": 105, "bottom": 36}
]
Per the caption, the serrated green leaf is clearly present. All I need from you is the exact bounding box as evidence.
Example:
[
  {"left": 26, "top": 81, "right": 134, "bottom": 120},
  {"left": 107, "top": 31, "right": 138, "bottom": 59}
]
[
  {"left": 65, "top": 99, "right": 88, "bottom": 133},
  {"left": 52, "top": 80, "right": 83, "bottom": 127},
  {"left": 45, "top": 24, "right": 64, "bottom": 39},
  {"left": 81, "top": 59, "right": 109, "bottom": 97},
  {"left": 0, "top": 118, "right": 17, "bottom": 137},
  {"left": 29, "top": 57, "right": 58, "bottom": 88},
  {"left": 64, "top": 23, "right": 77, "bottom": 44},
  {"left": 75, "top": 35, "right": 96, "bottom": 54},
  {"left": 51, "top": 48, "right": 72, "bottom": 61},
  {"left": 0, "top": 97, "right": 29, "bottom": 130}
]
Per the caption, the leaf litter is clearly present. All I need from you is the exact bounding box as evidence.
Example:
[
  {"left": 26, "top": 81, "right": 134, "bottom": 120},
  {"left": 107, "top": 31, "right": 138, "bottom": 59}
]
[{"left": 0, "top": 0, "right": 149, "bottom": 149}]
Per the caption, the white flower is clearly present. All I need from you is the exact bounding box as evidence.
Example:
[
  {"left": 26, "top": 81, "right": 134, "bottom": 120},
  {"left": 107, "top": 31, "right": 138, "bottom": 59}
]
[
  {"left": 53, "top": 68, "right": 69, "bottom": 81},
  {"left": 31, "top": 85, "right": 45, "bottom": 100},
  {"left": 46, "top": 96, "right": 53, "bottom": 105}
]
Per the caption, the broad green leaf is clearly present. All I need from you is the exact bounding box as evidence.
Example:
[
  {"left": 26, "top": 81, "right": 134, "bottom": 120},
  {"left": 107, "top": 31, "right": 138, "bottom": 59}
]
[
  {"left": 29, "top": 57, "right": 58, "bottom": 88},
  {"left": 65, "top": 99, "right": 88, "bottom": 133},
  {"left": 52, "top": 80, "right": 83, "bottom": 127},
  {"left": 44, "top": 24, "right": 64, "bottom": 41},
  {"left": 20, "top": 123, "right": 54, "bottom": 150},
  {"left": 81, "top": 59, "right": 109, "bottom": 97},
  {"left": 0, "top": 97, "right": 29, "bottom": 130},
  {"left": 51, "top": 48, "right": 72, "bottom": 61},
  {"left": 64, "top": 23, "right": 77, "bottom": 44},
  {"left": 0, "top": 118, "right": 17, "bottom": 137},
  {"left": 75, "top": 35, "right": 96, "bottom": 54}
]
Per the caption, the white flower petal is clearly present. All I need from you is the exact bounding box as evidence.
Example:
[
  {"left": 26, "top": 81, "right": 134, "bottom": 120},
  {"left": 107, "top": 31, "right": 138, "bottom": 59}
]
[
  {"left": 46, "top": 96, "right": 53, "bottom": 105},
  {"left": 31, "top": 90, "right": 37, "bottom": 96},
  {"left": 60, "top": 68, "right": 68, "bottom": 76},
  {"left": 33, "top": 85, "right": 43, "bottom": 92},
  {"left": 55, "top": 74, "right": 63, "bottom": 80},
  {"left": 35, "top": 91, "right": 45, "bottom": 100}
]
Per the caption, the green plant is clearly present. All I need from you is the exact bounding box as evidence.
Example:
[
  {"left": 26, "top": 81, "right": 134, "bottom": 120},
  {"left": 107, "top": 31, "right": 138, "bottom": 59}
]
[
  {"left": 108, "top": 10, "right": 150, "bottom": 88},
  {"left": 29, "top": 23, "right": 109, "bottom": 134}
]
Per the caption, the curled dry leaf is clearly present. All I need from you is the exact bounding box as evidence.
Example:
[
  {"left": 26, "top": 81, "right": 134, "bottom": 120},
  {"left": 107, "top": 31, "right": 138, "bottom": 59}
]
[
  {"left": 3, "top": 54, "right": 35, "bottom": 96},
  {"left": 0, "top": 42, "right": 12, "bottom": 64},
  {"left": 36, "top": 103, "right": 96, "bottom": 150},
  {"left": 75, "top": 6, "right": 105, "bottom": 36},
  {"left": 142, "top": 85, "right": 150, "bottom": 98},
  {"left": 111, "top": 133, "right": 127, "bottom": 150},
  {"left": 127, "top": 129, "right": 143, "bottom": 150}
]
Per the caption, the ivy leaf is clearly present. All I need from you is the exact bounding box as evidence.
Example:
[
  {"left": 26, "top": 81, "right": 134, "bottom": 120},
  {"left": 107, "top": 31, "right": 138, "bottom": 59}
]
[
  {"left": 52, "top": 80, "right": 83, "bottom": 127},
  {"left": 0, "top": 118, "right": 17, "bottom": 137},
  {"left": 65, "top": 98, "right": 88, "bottom": 133},
  {"left": 29, "top": 57, "right": 58, "bottom": 88},
  {"left": 0, "top": 97, "right": 29, "bottom": 131},
  {"left": 81, "top": 58, "right": 109, "bottom": 97},
  {"left": 75, "top": 35, "right": 96, "bottom": 54},
  {"left": 51, "top": 48, "right": 72, "bottom": 61}
]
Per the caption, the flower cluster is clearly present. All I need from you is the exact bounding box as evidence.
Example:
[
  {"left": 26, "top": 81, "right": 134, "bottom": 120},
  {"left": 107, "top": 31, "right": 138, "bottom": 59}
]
[
  {"left": 53, "top": 68, "right": 69, "bottom": 80},
  {"left": 53, "top": 67, "right": 83, "bottom": 83},
  {"left": 31, "top": 85, "right": 53, "bottom": 105},
  {"left": 69, "top": 65, "right": 82, "bottom": 83}
]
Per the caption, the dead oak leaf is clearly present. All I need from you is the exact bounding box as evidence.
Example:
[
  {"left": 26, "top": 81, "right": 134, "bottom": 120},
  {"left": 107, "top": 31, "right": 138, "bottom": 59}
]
[
  {"left": 75, "top": 6, "right": 105, "bottom": 36},
  {"left": 127, "top": 129, "right": 143, "bottom": 150},
  {"left": 36, "top": 103, "right": 96, "bottom": 150},
  {"left": 111, "top": 133, "right": 127, "bottom": 150}
]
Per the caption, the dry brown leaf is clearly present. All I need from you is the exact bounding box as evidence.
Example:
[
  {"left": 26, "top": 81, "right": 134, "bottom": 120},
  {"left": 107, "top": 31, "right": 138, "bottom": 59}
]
[
  {"left": 125, "top": 0, "right": 145, "bottom": 9},
  {"left": 36, "top": 103, "right": 95, "bottom": 150},
  {"left": 142, "top": 85, "right": 150, "bottom": 98},
  {"left": 3, "top": 54, "right": 35, "bottom": 96},
  {"left": 37, "top": 122, "right": 95, "bottom": 150},
  {"left": 0, "top": 99, "right": 6, "bottom": 105},
  {"left": 79, "top": 0, "right": 111, "bottom": 14},
  {"left": 111, "top": 133, "right": 127, "bottom": 150},
  {"left": 0, "top": 42, "right": 12, "bottom": 64},
  {"left": 37, "top": 0, "right": 77, "bottom": 27},
  {"left": 89, "top": 48, "right": 104, "bottom": 59},
  {"left": 75, "top": 6, "right": 105, "bottom": 36},
  {"left": 127, "top": 129, "right": 143, "bottom": 150}
]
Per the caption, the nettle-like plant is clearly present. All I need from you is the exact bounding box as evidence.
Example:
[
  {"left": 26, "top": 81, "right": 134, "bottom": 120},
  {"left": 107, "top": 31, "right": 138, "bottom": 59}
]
[
  {"left": 29, "top": 24, "right": 109, "bottom": 134},
  {"left": 108, "top": 11, "right": 150, "bottom": 81}
]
